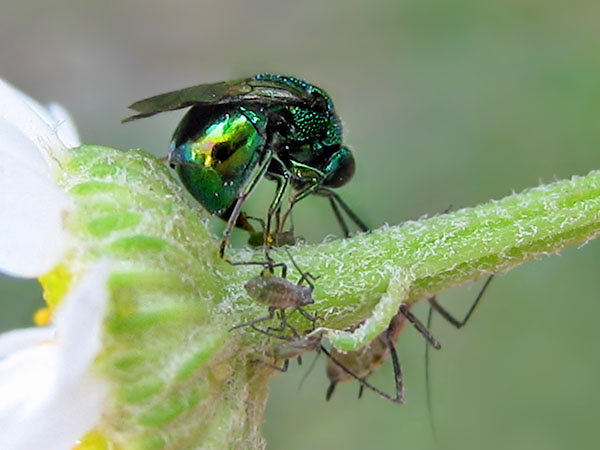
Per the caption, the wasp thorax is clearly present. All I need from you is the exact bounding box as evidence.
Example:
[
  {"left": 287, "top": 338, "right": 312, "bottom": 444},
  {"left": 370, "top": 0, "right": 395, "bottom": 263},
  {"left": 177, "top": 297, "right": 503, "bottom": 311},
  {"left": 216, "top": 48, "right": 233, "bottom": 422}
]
[{"left": 123, "top": 73, "right": 368, "bottom": 259}]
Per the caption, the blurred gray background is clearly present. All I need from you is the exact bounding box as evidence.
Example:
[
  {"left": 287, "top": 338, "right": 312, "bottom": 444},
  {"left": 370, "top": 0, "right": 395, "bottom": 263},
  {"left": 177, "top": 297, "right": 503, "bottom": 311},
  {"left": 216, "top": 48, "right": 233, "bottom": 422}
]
[{"left": 1, "top": 1, "right": 599, "bottom": 449}]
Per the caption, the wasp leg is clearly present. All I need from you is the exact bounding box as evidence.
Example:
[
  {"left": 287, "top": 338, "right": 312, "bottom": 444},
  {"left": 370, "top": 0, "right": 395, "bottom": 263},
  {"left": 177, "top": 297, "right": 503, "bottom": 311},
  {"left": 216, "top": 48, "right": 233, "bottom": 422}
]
[
  {"left": 428, "top": 275, "right": 494, "bottom": 328},
  {"left": 399, "top": 303, "right": 441, "bottom": 349},
  {"left": 318, "top": 187, "right": 369, "bottom": 233},
  {"left": 219, "top": 150, "right": 272, "bottom": 259},
  {"left": 263, "top": 173, "right": 290, "bottom": 265},
  {"left": 276, "top": 161, "right": 326, "bottom": 232},
  {"left": 230, "top": 307, "right": 276, "bottom": 331},
  {"left": 328, "top": 195, "right": 350, "bottom": 237}
]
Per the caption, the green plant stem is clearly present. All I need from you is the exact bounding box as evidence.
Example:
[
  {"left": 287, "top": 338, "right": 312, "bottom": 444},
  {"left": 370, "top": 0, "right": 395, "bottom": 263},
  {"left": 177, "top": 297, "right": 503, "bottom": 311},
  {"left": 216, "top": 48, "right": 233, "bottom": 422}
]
[
  {"left": 225, "top": 170, "right": 600, "bottom": 339},
  {"left": 49, "top": 145, "right": 600, "bottom": 449}
]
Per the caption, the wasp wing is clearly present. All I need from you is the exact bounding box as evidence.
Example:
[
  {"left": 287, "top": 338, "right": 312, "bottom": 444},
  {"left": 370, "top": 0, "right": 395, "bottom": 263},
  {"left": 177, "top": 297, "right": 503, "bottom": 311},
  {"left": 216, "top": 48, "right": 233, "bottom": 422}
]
[{"left": 122, "top": 77, "right": 312, "bottom": 123}]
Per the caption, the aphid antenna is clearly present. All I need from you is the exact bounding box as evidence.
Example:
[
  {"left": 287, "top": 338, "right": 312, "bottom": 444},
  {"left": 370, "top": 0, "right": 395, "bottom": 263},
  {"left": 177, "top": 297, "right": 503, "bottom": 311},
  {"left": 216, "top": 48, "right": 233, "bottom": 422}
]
[
  {"left": 424, "top": 304, "right": 438, "bottom": 444},
  {"left": 423, "top": 274, "right": 495, "bottom": 445},
  {"left": 252, "top": 330, "right": 324, "bottom": 373},
  {"left": 283, "top": 248, "right": 319, "bottom": 287},
  {"left": 229, "top": 307, "right": 277, "bottom": 332},
  {"left": 297, "top": 350, "right": 322, "bottom": 392}
]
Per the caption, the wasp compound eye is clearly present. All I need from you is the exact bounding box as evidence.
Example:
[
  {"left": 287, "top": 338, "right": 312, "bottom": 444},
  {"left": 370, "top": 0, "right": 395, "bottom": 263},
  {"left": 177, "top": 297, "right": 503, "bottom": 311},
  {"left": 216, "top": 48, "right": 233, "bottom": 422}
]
[{"left": 324, "top": 147, "right": 355, "bottom": 188}]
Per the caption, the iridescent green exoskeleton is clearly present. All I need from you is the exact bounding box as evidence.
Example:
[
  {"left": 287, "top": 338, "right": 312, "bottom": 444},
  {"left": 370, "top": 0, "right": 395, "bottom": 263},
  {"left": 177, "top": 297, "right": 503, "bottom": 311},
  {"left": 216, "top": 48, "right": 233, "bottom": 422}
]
[{"left": 123, "top": 74, "right": 368, "bottom": 258}]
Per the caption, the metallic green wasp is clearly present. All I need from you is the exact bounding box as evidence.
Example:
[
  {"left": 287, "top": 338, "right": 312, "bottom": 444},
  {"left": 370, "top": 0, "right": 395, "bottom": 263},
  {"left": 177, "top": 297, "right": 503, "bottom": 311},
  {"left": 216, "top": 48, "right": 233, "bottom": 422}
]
[{"left": 123, "top": 74, "right": 367, "bottom": 258}]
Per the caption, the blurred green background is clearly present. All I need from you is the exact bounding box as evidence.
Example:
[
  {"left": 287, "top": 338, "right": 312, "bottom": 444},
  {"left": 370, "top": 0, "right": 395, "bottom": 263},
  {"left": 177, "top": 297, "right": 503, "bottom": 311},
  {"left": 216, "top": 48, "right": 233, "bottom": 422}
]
[{"left": 1, "top": 1, "right": 599, "bottom": 449}]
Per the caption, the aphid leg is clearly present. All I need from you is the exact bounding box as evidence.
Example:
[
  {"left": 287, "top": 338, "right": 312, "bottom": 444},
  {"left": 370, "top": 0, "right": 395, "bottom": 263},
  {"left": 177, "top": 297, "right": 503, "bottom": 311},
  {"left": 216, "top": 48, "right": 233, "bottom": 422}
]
[
  {"left": 384, "top": 326, "right": 406, "bottom": 403},
  {"left": 399, "top": 304, "right": 441, "bottom": 349},
  {"left": 252, "top": 357, "right": 290, "bottom": 373},
  {"left": 318, "top": 187, "right": 369, "bottom": 233},
  {"left": 230, "top": 307, "right": 275, "bottom": 331},
  {"left": 262, "top": 309, "right": 301, "bottom": 338},
  {"left": 296, "top": 307, "right": 318, "bottom": 330},
  {"left": 249, "top": 324, "right": 293, "bottom": 340},
  {"left": 230, "top": 260, "right": 288, "bottom": 278},
  {"left": 428, "top": 274, "right": 494, "bottom": 328},
  {"left": 219, "top": 151, "right": 272, "bottom": 259},
  {"left": 321, "top": 345, "right": 404, "bottom": 404},
  {"left": 355, "top": 323, "right": 406, "bottom": 403}
]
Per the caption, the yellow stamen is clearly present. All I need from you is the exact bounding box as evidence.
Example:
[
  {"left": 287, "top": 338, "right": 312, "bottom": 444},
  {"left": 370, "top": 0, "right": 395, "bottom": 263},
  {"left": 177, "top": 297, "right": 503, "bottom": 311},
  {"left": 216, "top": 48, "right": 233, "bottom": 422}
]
[
  {"left": 73, "top": 430, "right": 112, "bottom": 450},
  {"left": 38, "top": 262, "right": 73, "bottom": 309},
  {"left": 33, "top": 307, "right": 52, "bottom": 326}
]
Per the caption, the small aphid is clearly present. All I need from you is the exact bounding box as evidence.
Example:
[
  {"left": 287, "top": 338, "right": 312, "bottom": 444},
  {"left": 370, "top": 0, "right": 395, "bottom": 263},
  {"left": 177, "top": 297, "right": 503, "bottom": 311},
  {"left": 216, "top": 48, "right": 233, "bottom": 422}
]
[
  {"left": 245, "top": 215, "right": 299, "bottom": 248},
  {"left": 230, "top": 252, "right": 318, "bottom": 336},
  {"left": 325, "top": 303, "right": 441, "bottom": 403},
  {"left": 254, "top": 331, "right": 324, "bottom": 373},
  {"left": 255, "top": 331, "right": 378, "bottom": 398}
]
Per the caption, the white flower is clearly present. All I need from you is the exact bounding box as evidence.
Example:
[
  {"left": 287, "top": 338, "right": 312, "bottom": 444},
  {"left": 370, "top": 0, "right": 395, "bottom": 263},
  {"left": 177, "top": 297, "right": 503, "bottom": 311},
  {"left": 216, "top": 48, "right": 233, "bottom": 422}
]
[
  {"left": 0, "top": 79, "right": 110, "bottom": 449},
  {"left": 0, "top": 78, "right": 78, "bottom": 278},
  {"left": 0, "top": 263, "right": 110, "bottom": 450}
]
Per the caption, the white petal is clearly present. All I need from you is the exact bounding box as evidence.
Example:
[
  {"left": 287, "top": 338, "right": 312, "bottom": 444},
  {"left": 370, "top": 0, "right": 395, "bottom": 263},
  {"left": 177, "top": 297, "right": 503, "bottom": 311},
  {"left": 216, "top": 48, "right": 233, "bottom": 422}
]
[
  {"left": 55, "top": 262, "right": 109, "bottom": 385},
  {"left": 0, "top": 79, "right": 67, "bottom": 162},
  {"left": 0, "top": 120, "right": 71, "bottom": 277},
  {"left": 47, "top": 103, "right": 81, "bottom": 149},
  {"left": 0, "top": 327, "right": 55, "bottom": 358},
  {"left": 0, "top": 263, "right": 111, "bottom": 450}
]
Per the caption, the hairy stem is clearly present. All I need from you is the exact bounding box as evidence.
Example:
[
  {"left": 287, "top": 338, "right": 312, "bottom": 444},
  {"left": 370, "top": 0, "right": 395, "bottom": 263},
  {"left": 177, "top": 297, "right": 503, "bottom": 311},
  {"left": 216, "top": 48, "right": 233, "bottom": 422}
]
[{"left": 47, "top": 145, "right": 599, "bottom": 449}]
